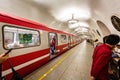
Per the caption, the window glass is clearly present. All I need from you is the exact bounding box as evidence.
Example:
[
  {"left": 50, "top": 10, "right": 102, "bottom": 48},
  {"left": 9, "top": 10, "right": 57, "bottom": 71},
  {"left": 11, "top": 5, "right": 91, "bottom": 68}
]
[
  {"left": 3, "top": 25, "right": 40, "bottom": 49},
  {"left": 61, "top": 34, "right": 67, "bottom": 43},
  {"left": 4, "top": 31, "right": 14, "bottom": 48}
]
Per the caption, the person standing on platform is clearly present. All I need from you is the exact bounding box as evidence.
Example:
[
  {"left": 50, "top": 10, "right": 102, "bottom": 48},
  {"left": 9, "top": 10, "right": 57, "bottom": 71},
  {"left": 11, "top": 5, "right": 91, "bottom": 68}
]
[
  {"left": 90, "top": 34, "right": 120, "bottom": 80},
  {"left": 103, "top": 35, "right": 108, "bottom": 44},
  {"left": 0, "top": 53, "right": 9, "bottom": 79}
]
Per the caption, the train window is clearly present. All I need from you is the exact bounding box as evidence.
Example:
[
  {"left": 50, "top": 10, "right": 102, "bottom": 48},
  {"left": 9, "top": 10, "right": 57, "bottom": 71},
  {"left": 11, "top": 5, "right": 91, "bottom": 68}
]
[
  {"left": 3, "top": 25, "right": 40, "bottom": 49},
  {"left": 60, "top": 34, "right": 67, "bottom": 43},
  {"left": 111, "top": 15, "right": 120, "bottom": 31}
]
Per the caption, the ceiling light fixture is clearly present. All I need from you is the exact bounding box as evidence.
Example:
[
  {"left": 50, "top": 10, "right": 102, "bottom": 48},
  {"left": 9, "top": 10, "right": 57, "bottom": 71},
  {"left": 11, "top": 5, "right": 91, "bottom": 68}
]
[
  {"left": 68, "top": 14, "right": 79, "bottom": 29},
  {"left": 78, "top": 22, "right": 89, "bottom": 27},
  {"left": 68, "top": 14, "right": 79, "bottom": 24}
]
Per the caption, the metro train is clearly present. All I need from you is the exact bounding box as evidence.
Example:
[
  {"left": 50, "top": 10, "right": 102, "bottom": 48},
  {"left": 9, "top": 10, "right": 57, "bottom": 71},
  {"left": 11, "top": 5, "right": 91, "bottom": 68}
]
[{"left": 0, "top": 12, "right": 81, "bottom": 79}]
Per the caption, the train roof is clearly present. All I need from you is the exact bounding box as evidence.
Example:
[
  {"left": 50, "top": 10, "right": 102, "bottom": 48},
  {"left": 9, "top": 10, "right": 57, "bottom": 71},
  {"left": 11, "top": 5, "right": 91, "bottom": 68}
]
[{"left": 0, "top": 12, "right": 75, "bottom": 36}]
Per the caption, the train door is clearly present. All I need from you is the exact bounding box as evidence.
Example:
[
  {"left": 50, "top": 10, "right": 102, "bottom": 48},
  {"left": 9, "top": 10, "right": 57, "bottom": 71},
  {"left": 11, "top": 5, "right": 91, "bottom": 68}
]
[
  {"left": 68, "top": 36, "right": 71, "bottom": 49},
  {"left": 48, "top": 33, "right": 57, "bottom": 58}
]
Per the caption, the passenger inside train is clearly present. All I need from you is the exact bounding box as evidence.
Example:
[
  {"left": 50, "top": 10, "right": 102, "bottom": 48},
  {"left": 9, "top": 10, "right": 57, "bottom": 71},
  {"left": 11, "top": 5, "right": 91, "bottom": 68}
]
[{"left": 50, "top": 36, "right": 56, "bottom": 55}]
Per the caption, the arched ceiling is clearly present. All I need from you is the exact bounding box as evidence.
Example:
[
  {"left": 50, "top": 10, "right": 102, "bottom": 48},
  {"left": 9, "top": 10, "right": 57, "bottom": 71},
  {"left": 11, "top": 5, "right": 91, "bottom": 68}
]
[
  {"left": 26, "top": 0, "right": 92, "bottom": 22},
  {"left": 24, "top": 0, "right": 93, "bottom": 38},
  {"left": 23, "top": 0, "right": 120, "bottom": 38}
]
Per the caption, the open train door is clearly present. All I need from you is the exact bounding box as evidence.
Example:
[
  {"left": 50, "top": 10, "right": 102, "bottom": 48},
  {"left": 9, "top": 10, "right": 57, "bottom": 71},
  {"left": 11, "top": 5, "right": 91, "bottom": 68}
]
[{"left": 48, "top": 33, "right": 57, "bottom": 58}]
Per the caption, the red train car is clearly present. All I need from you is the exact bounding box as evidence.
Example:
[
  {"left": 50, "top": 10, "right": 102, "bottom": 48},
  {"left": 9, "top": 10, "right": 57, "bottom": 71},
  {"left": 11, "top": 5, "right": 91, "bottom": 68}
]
[{"left": 0, "top": 12, "right": 81, "bottom": 80}]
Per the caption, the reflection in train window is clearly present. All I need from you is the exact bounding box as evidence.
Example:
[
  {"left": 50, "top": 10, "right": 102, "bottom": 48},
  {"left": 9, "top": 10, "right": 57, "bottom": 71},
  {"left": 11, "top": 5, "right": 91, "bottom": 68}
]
[
  {"left": 111, "top": 15, "right": 120, "bottom": 31},
  {"left": 3, "top": 25, "right": 40, "bottom": 49},
  {"left": 61, "top": 34, "right": 67, "bottom": 43}
]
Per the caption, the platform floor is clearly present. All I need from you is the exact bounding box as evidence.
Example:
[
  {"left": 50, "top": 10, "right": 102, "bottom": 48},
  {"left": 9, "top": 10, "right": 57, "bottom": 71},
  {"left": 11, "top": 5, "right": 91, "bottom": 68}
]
[{"left": 24, "top": 40, "right": 94, "bottom": 80}]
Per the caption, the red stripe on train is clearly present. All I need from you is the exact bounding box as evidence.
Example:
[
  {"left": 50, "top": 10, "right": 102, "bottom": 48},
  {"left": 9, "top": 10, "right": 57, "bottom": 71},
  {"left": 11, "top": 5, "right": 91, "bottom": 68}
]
[
  {"left": 2, "top": 48, "right": 50, "bottom": 70},
  {"left": 2, "top": 44, "right": 73, "bottom": 79},
  {"left": 5, "top": 56, "right": 49, "bottom": 80}
]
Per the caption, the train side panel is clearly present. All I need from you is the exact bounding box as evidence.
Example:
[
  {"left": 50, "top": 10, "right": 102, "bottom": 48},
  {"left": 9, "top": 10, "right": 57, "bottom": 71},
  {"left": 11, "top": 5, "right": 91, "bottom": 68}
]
[
  {"left": 0, "top": 13, "right": 81, "bottom": 80},
  {"left": 0, "top": 23, "right": 51, "bottom": 79}
]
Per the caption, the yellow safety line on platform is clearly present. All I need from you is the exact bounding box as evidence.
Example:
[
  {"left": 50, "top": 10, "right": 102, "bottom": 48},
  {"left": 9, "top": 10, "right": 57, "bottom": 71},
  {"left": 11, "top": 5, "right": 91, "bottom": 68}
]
[{"left": 38, "top": 51, "right": 73, "bottom": 80}]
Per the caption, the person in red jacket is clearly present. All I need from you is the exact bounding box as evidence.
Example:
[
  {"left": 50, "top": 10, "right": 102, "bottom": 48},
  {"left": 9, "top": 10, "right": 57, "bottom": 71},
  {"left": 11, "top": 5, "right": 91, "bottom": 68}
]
[
  {"left": 90, "top": 34, "right": 120, "bottom": 80},
  {"left": 50, "top": 36, "right": 56, "bottom": 55}
]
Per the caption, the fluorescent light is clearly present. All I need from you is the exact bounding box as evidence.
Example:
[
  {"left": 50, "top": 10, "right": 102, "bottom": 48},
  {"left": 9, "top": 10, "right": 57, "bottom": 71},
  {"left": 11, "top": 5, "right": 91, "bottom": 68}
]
[
  {"left": 75, "top": 27, "right": 88, "bottom": 33},
  {"left": 68, "top": 21, "right": 89, "bottom": 29},
  {"left": 74, "top": 27, "right": 81, "bottom": 31},
  {"left": 68, "top": 19, "right": 78, "bottom": 24},
  {"left": 78, "top": 22, "right": 89, "bottom": 27},
  {"left": 68, "top": 22, "right": 79, "bottom": 29}
]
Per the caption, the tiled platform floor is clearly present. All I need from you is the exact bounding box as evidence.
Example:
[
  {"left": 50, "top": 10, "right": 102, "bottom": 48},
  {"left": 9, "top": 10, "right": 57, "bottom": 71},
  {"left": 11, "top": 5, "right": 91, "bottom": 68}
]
[{"left": 24, "top": 41, "right": 94, "bottom": 80}]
